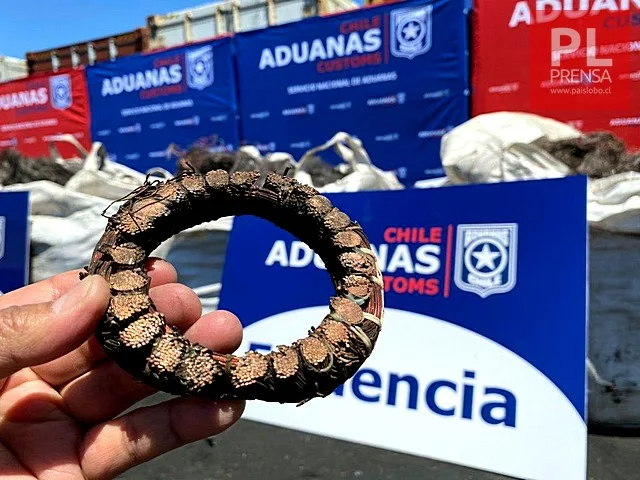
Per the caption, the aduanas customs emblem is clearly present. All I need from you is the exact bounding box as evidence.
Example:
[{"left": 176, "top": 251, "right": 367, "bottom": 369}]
[{"left": 454, "top": 223, "right": 518, "bottom": 298}]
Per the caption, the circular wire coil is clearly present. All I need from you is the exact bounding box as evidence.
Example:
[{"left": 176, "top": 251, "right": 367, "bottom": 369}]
[{"left": 82, "top": 169, "right": 384, "bottom": 404}]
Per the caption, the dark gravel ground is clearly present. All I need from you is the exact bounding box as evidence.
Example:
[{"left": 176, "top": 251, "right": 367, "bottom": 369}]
[{"left": 117, "top": 394, "right": 640, "bottom": 480}]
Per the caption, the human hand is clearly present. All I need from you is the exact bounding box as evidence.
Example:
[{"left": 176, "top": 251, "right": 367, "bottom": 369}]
[{"left": 0, "top": 259, "right": 245, "bottom": 479}]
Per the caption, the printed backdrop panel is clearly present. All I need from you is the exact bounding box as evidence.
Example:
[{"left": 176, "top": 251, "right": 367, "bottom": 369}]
[
  {"left": 471, "top": 0, "right": 640, "bottom": 149},
  {"left": 0, "top": 69, "right": 91, "bottom": 158},
  {"left": 86, "top": 36, "right": 241, "bottom": 173},
  {"left": 0, "top": 191, "right": 30, "bottom": 295},
  {"left": 219, "top": 176, "right": 588, "bottom": 480},
  {"left": 235, "top": 0, "right": 470, "bottom": 185}
]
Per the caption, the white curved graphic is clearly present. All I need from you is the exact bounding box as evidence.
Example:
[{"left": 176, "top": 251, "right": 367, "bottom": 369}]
[{"left": 236, "top": 307, "right": 587, "bottom": 480}]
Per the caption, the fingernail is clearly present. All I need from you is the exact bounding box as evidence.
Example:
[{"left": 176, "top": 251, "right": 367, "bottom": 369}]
[
  {"left": 52, "top": 276, "right": 98, "bottom": 314},
  {"left": 216, "top": 400, "right": 246, "bottom": 428}
]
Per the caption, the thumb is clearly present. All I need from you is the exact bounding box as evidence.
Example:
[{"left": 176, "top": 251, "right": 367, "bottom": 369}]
[{"left": 0, "top": 275, "right": 110, "bottom": 379}]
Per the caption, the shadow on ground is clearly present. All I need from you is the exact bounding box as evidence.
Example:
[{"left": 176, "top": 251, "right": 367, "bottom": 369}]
[{"left": 119, "top": 394, "right": 640, "bottom": 480}]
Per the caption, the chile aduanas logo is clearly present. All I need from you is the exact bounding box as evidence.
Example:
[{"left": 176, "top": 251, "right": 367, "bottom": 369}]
[{"left": 264, "top": 222, "right": 519, "bottom": 299}]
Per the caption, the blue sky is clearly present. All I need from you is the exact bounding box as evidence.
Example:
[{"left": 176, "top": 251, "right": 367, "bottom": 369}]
[{"left": 1, "top": 0, "right": 214, "bottom": 59}]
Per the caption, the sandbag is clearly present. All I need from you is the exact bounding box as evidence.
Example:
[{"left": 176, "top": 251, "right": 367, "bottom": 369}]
[
  {"left": 437, "top": 111, "right": 640, "bottom": 235},
  {"left": 588, "top": 172, "right": 640, "bottom": 234},
  {"left": 294, "top": 132, "right": 405, "bottom": 192},
  {"left": 1, "top": 179, "right": 175, "bottom": 283},
  {"left": 440, "top": 111, "right": 580, "bottom": 184},
  {"left": 0, "top": 137, "right": 177, "bottom": 283}
]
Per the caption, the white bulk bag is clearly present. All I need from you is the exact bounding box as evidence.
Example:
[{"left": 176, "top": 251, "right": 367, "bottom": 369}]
[
  {"left": 294, "top": 132, "right": 405, "bottom": 192},
  {"left": 437, "top": 111, "right": 640, "bottom": 235}
]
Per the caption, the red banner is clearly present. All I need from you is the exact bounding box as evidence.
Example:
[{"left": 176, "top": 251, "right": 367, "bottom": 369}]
[
  {"left": 472, "top": 0, "right": 640, "bottom": 150},
  {"left": 0, "top": 68, "right": 91, "bottom": 159}
]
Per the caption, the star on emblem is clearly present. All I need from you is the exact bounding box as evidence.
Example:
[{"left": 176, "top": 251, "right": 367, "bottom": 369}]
[
  {"left": 402, "top": 21, "right": 421, "bottom": 41},
  {"left": 472, "top": 243, "right": 501, "bottom": 270}
]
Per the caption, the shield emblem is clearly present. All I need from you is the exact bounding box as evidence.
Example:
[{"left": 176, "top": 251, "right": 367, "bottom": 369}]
[
  {"left": 390, "top": 4, "right": 433, "bottom": 60},
  {"left": 50, "top": 74, "right": 72, "bottom": 110},
  {"left": 186, "top": 45, "right": 214, "bottom": 91},
  {"left": 454, "top": 223, "right": 518, "bottom": 298}
]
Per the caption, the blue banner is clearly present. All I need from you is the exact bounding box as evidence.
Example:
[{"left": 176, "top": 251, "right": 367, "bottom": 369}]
[
  {"left": 234, "top": 0, "right": 470, "bottom": 185},
  {"left": 219, "top": 176, "right": 588, "bottom": 480},
  {"left": 86, "top": 37, "right": 240, "bottom": 173},
  {"left": 0, "top": 191, "right": 30, "bottom": 295}
]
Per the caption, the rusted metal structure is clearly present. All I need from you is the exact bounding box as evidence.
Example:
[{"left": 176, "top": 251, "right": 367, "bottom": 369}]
[
  {"left": 23, "top": 0, "right": 360, "bottom": 73},
  {"left": 146, "top": 0, "right": 357, "bottom": 50},
  {"left": 25, "top": 28, "right": 151, "bottom": 75}
]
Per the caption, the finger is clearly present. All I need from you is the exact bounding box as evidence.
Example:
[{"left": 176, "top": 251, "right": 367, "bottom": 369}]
[
  {"left": 60, "top": 310, "right": 243, "bottom": 423},
  {"left": 0, "top": 442, "right": 37, "bottom": 480},
  {"left": 178, "top": 310, "right": 242, "bottom": 354},
  {"left": 0, "top": 377, "right": 86, "bottom": 480},
  {"left": 149, "top": 282, "right": 203, "bottom": 328},
  {"left": 0, "top": 275, "right": 110, "bottom": 379},
  {"left": 33, "top": 282, "right": 203, "bottom": 387},
  {"left": 0, "top": 258, "right": 176, "bottom": 311},
  {"left": 80, "top": 397, "right": 245, "bottom": 480},
  {"left": 25, "top": 259, "right": 180, "bottom": 386},
  {"left": 0, "top": 269, "right": 83, "bottom": 310},
  {"left": 145, "top": 258, "right": 179, "bottom": 287}
]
